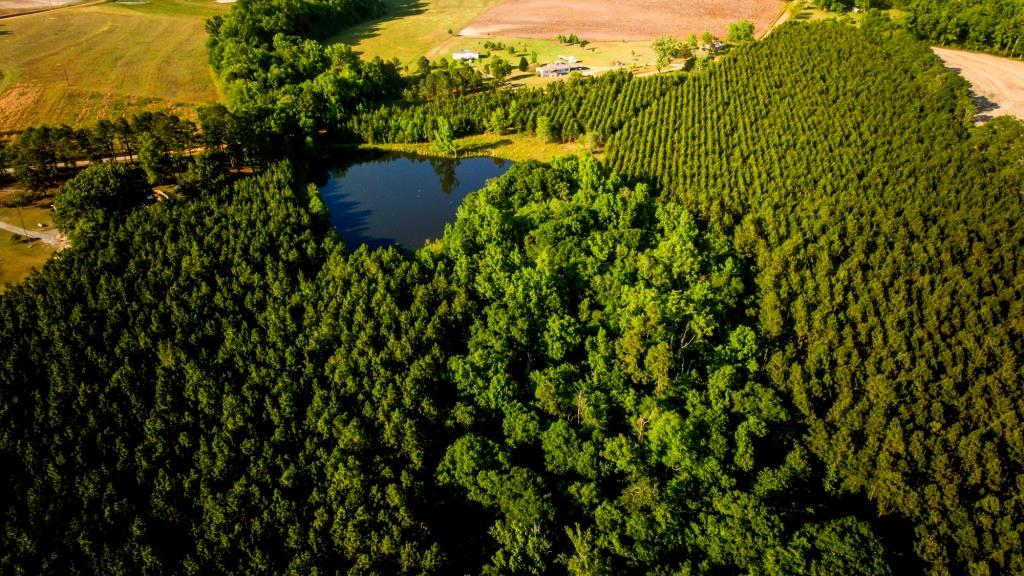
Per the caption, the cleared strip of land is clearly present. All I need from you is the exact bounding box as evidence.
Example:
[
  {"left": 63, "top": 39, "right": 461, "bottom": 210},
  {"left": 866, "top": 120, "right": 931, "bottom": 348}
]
[
  {"left": 460, "top": 0, "right": 784, "bottom": 41},
  {"left": 933, "top": 47, "right": 1024, "bottom": 122}
]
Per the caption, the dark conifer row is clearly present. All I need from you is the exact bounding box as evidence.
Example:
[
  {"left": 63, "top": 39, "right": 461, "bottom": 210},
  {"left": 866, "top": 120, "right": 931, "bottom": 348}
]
[{"left": 350, "top": 71, "right": 684, "bottom": 144}]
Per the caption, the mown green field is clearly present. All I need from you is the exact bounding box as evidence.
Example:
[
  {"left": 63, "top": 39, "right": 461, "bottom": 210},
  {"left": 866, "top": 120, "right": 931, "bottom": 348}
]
[
  {"left": 0, "top": 0, "right": 227, "bottom": 132},
  {"left": 0, "top": 200, "right": 54, "bottom": 229}
]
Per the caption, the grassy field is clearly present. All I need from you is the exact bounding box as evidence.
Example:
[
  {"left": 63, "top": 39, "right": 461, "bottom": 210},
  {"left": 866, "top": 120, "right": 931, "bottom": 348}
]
[
  {"left": 363, "top": 132, "right": 591, "bottom": 162},
  {"left": 0, "top": 233, "right": 54, "bottom": 290},
  {"left": 331, "top": 0, "right": 504, "bottom": 65},
  {"left": 0, "top": 0, "right": 227, "bottom": 132},
  {"left": 0, "top": 198, "right": 57, "bottom": 290},
  {"left": 0, "top": 199, "right": 55, "bottom": 229}
]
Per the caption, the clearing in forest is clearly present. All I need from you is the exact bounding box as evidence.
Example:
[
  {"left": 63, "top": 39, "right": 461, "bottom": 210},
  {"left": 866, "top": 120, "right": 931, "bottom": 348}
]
[
  {"left": 460, "top": 0, "right": 785, "bottom": 41},
  {"left": 0, "top": 0, "right": 227, "bottom": 132},
  {"left": 933, "top": 47, "right": 1024, "bottom": 123}
]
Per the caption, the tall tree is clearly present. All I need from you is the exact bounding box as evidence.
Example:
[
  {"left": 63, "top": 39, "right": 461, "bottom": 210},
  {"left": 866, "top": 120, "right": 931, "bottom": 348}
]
[{"left": 52, "top": 163, "right": 149, "bottom": 244}]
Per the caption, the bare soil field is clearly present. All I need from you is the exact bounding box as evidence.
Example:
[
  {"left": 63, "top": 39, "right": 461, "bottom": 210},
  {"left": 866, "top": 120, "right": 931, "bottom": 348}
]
[
  {"left": 933, "top": 47, "right": 1024, "bottom": 123},
  {"left": 461, "top": 0, "right": 784, "bottom": 41},
  {"left": 0, "top": 0, "right": 84, "bottom": 17}
]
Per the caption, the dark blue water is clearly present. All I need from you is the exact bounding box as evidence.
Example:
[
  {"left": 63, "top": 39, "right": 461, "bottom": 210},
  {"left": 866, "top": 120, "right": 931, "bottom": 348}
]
[{"left": 319, "top": 152, "right": 513, "bottom": 250}]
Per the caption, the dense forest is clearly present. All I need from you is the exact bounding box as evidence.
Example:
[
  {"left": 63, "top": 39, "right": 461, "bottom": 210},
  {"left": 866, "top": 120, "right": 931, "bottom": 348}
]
[
  {"left": 905, "top": 0, "right": 1024, "bottom": 56},
  {"left": 607, "top": 19, "right": 1023, "bottom": 574},
  {"left": 205, "top": 0, "right": 402, "bottom": 150},
  {"left": 2, "top": 7, "right": 1023, "bottom": 576},
  {"left": 0, "top": 154, "right": 909, "bottom": 575},
  {"left": 809, "top": 0, "right": 1023, "bottom": 57},
  {"left": 0, "top": 108, "right": 251, "bottom": 191},
  {"left": 350, "top": 71, "right": 684, "bottom": 145}
]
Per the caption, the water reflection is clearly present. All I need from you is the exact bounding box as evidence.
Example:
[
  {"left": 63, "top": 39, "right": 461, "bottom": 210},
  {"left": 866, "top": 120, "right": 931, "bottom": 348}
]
[{"left": 318, "top": 152, "right": 513, "bottom": 250}]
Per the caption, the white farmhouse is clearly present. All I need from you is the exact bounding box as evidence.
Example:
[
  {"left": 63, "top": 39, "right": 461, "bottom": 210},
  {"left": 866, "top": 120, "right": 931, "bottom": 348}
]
[{"left": 452, "top": 50, "right": 480, "bottom": 61}]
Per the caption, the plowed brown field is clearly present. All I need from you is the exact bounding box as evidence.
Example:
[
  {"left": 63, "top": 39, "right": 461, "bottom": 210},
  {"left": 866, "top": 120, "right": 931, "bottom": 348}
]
[
  {"left": 0, "top": 0, "right": 83, "bottom": 17},
  {"left": 461, "top": 0, "right": 784, "bottom": 41}
]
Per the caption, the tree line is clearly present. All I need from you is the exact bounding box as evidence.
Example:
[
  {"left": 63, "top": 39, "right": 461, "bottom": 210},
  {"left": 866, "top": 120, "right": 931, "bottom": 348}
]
[
  {"left": 350, "top": 71, "right": 683, "bottom": 146},
  {"left": 813, "top": 0, "right": 1024, "bottom": 58},
  {"left": 0, "top": 106, "right": 257, "bottom": 193},
  {"left": 905, "top": 0, "right": 1024, "bottom": 57},
  {"left": 205, "top": 0, "right": 404, "bottom": 148}
]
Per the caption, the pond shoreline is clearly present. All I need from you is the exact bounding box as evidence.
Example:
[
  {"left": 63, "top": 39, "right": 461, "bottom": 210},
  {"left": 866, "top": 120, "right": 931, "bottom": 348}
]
[
  {"left": 317, "top": 151, "right": 513, "bottom": 251},
  {"left": 328, "top": 132, "right": 588, "bottom": 164}
]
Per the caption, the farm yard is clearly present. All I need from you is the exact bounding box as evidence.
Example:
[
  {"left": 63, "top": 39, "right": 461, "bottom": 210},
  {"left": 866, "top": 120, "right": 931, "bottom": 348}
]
[
  {"left": 460, "top": 0, "right": 785, "bottom": 41},
  {"left": 0, "top": 0, "right": 227, "bottom": 132},
  {"left": 432, "top": 37, "right": 662, "bottom": 86},
  {"left": 336, "top": 0, "right": 786, "bottom": 76}
]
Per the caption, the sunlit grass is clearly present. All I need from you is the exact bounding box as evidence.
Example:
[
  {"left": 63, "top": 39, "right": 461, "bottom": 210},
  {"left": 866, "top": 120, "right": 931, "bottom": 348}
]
[
  {"left": 360, "top": 132, "right": 595, "bottom": 163},
  {"left": 0, "top": 0, "right": 227, "bottom": 131}
]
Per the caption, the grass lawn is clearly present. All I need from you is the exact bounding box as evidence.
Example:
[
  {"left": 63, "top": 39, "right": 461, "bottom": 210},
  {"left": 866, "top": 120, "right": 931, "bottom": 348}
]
[
  {"left": 0, "top": 193, "right": 57, "bottom": 290},
  {"left": 0, "top": 233, "right": 54, "bottom": 291},
  {"left": 0, "top": 198, "right": 55, "bottom": 229},
  {"left": 330, "top": 0, "right": 504, "bottom": 65},
  {"left": 0, "top": 0, "right": 227, "bottom": 132},
  {"left": 362, "top": 132, "right": 594, "bottom": 163}
]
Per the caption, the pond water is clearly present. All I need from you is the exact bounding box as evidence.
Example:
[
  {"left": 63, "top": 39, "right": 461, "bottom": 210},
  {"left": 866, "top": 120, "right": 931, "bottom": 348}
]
[{"left": 318, "top": 152, "right": 513, "bottom": 250}]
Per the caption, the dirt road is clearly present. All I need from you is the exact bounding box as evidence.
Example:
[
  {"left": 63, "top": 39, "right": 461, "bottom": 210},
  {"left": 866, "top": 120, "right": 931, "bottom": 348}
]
[
  {"left": 933, "top": 47, "right": 1024, "bottom": 123},
  {"left": 0, "top": 219, "right": 64, "bottom": 246}
]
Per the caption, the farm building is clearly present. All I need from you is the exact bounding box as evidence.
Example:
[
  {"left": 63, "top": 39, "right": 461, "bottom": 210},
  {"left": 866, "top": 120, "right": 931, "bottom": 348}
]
[
  {"left": 701, "top": 41, "right": 725, "bottom": 53},
  {"left": 452, "top": 50, "right": 480, "bottom": 61},
  {"left": 537, "top": 61, "right": 585, "bottom": 77}
]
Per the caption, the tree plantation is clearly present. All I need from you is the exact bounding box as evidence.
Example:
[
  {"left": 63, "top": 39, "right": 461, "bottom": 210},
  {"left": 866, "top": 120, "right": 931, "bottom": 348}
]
[
  {"left": 1, "top": 4, "right": 1023, "bottom": 576},
  {"left": 607, "top": 20, "right": 1024, "bottom": 573}
]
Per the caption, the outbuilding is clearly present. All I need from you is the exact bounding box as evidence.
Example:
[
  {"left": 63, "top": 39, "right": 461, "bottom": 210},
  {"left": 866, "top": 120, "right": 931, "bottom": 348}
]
[
  {"left": 537, "top": 61, "right": 584, "bottom": 77},
  {"left": 453, "top": 50, "right": 480, "bottom": 61}
]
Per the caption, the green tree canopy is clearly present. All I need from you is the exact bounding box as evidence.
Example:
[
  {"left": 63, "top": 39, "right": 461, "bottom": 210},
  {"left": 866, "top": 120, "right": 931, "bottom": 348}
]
[
  {"left": 727, "top": 20, "right": 756, "bottom": 43},
  {"left": 652, "top": 36, "right": 689, "bottom": 70},
  {"left": 52, "top": 163, "right": 150, "bottom": 243}
]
